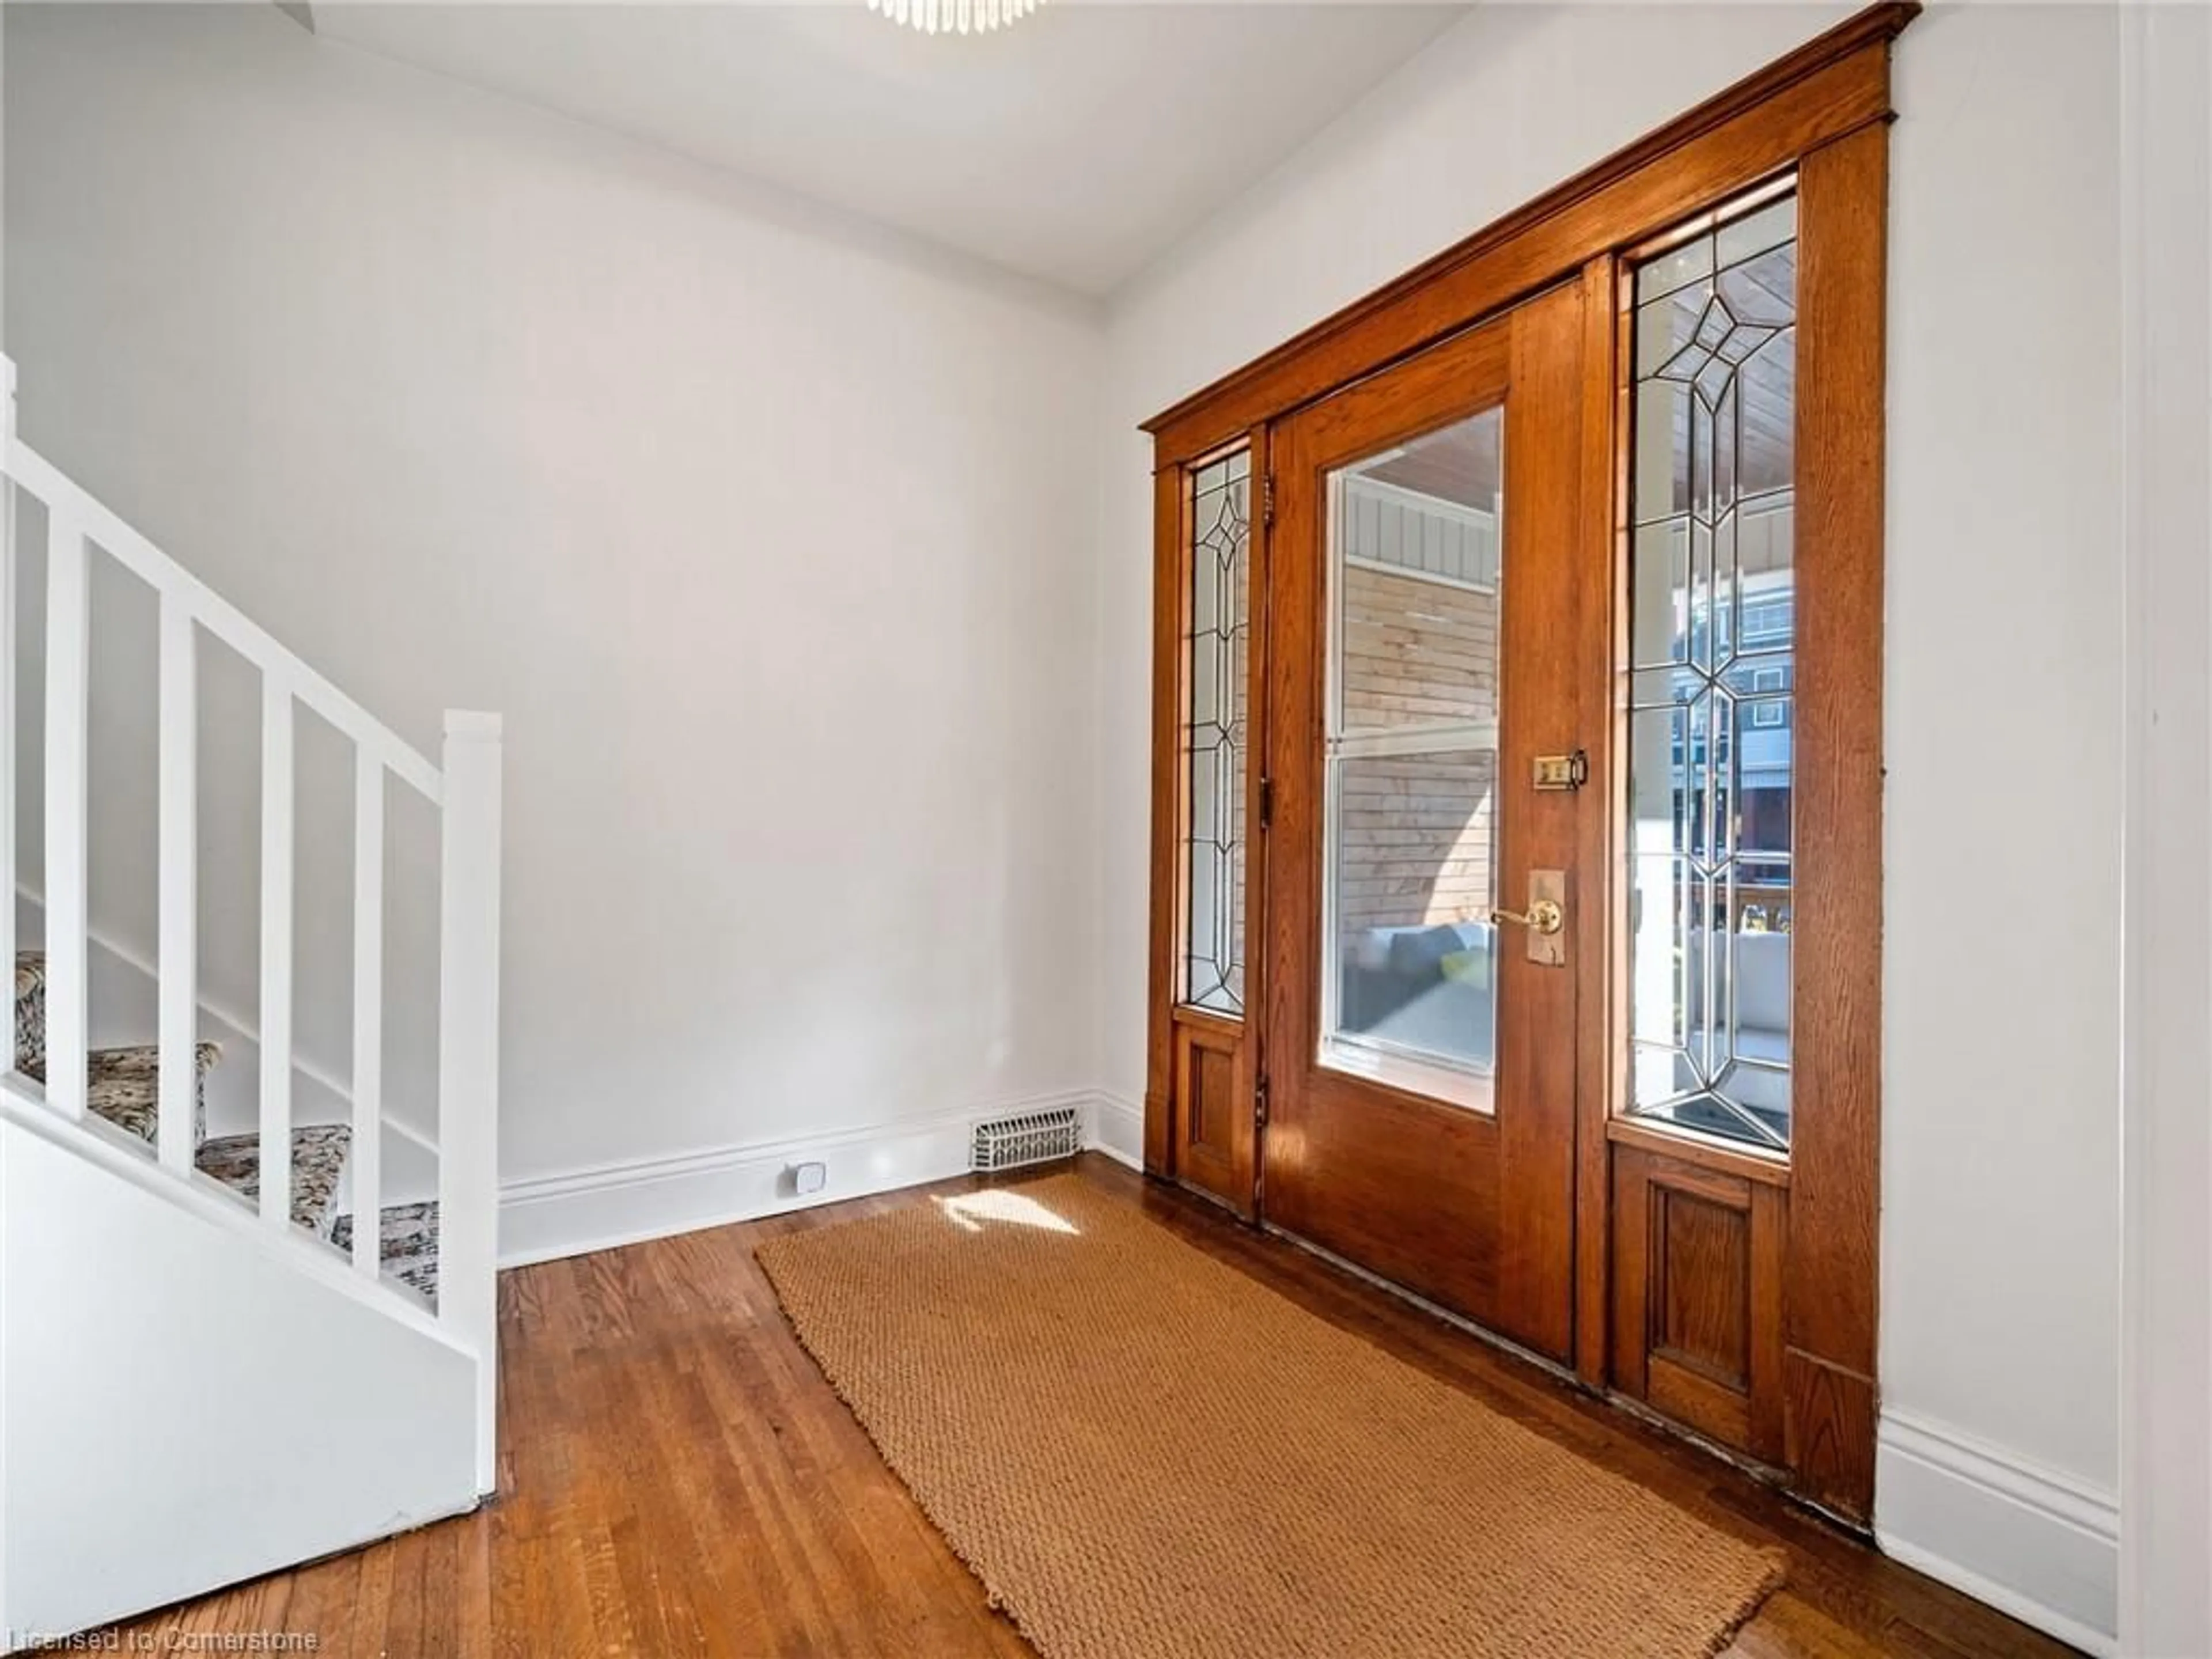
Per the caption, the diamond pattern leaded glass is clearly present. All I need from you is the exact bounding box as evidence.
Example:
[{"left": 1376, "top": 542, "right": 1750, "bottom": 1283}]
[
  {"left": 1184, "top": 451, "right": 1250, "bottom": 1016},
  {"left": 1625, "top": 188, "right": 1797, "bottom": 1153}
]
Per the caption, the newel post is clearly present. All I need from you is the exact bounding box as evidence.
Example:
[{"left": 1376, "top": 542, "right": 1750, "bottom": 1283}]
[{"left": 437, "top": 709, "right": 503, "bottom": 1497}]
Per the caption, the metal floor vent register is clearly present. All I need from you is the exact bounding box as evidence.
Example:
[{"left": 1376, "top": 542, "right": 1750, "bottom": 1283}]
[{"left": 971, "top": 1105, "right": 1082, "bottom": 1173}]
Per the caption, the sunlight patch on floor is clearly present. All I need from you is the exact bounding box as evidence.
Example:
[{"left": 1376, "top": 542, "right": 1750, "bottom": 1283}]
[{"left": 934, "top": 1189, "right": 1081, "bottom": 1236}]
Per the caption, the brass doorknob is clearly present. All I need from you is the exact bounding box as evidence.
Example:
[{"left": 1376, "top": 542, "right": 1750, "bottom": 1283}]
[{"left": 1491, "top": 899, "right": 1565, "bottom": 937}]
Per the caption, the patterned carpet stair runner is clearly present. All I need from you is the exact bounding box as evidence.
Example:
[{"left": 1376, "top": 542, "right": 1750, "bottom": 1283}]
[
  {"left": 194, "top": 1126, "right": 355, "bottom": 1237},
  {"left": 77, "top": 1041, "right": 222, "bottom": 1145},
  {"left": 12, "top": 949, "right": 374, "bottom": 1243},
  {"left": 331, "top": 1201, "right": 441, "bottom": 1308},
  {"left": 16, "top": 951, "right": 46, "bottom": 1074}
]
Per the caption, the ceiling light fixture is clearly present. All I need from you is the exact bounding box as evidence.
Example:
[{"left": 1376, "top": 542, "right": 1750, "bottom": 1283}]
[{"left": 868, "top": 0, "right": 1044, "bottom": 34}]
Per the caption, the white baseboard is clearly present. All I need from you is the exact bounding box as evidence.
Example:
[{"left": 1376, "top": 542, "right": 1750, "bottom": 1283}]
[
  {"left": 1877, "top": 1409, "right": 2119, "bottom": 1656},
  {"left": 1088, "top": 1092, "right": 1144, "bottom": 1171},
  {"left": 498, "top": 1088, "right": 1109, "bottom": 1267}
]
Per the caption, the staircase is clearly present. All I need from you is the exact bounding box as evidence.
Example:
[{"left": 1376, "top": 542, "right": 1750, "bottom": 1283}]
[
  {"left": 14, "top": 952, "right": 437, "bottom": 1288},
  {"left": 0, "top": 357, "right": 501, "bottom": 1646}
]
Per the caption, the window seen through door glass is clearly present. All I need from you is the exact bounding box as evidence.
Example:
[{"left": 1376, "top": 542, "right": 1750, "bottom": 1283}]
[{"left": 1320, "top": 408, "right": 1503, "bottom": 1110}]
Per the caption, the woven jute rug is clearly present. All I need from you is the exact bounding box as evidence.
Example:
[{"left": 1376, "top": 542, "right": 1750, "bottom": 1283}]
[{"left": 756, "top": 1173, "right": 1782, "bottom": 1659}]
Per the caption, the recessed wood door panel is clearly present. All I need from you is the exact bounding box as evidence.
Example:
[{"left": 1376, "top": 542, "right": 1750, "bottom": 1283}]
[
  {"left": 1611, "top": 1144, "right": 1786, "bottom": 1464},
  {"left": 1658, "top": 1190, "right": 1752, "bottom": 1381},
  {"left": 1262, "top": 286, "right": 1594, "bottom": 1361},
  {"left": 1171, "top": 1011, "right": 1255, "bottom": 1215}
]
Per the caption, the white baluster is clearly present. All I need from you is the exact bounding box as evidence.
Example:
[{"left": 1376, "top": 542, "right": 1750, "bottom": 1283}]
[
  {"left": 43, "top": 507, "right": 89, "bottom": 1120},
  {"left": 157, "top": 594, "right": 198, "bottom": 1173},
  {"left": 437, "top": 710, "right": 502, "bottom": 1495},
  {"left": 259, "top": 680, "right": 294, "bottom": 1228},
  {"left": 351, "top": 752, "right": 384, "bottom": 1279}
]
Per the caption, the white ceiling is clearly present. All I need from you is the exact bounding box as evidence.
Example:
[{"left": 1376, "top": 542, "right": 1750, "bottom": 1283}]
[{"left": 312, "top": 3, "right": 1471, "bottom": 296}]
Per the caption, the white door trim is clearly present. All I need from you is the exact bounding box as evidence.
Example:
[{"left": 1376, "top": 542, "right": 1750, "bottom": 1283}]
[{"left": 2118, "top": 6, "right": 2212, "bottom": 1653}]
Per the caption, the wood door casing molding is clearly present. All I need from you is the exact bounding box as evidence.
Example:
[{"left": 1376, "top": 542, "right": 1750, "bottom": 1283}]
[
  {"left": 1142, "top": 3, "right": 1919, "bottom": 467},
  {"left": 1142, "top": 0, "right": 1908, "bottom": 1521},
  {"left": 1770, "top": 117, "right": 1891, "bottom": 1519},
  {"left": 1786, "top": 118, "right": 1888, "bottom": 1388},
  {"left": 1144, "top": 467, "right": 1183, "bottom": 1177},
  {"left": 1571, "top": 252, "right": 1625, "bottom": 1387}
]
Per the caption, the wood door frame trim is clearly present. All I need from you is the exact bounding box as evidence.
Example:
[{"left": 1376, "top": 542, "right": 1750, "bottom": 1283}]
[
  {"left": 1143, "top": 467, "right": 1183, "bottom": 1176},
  {"left": 1240, "top": 419, "right": 1274, "bottom": 1219},
  {"left": 1143, "top": 0, "right": 1908, "bottom": 1519},
  {"left": 1141, "top": 2, "right": 1918, "bottom": 467},
  {"left": 1776, "top": 115, "right": 1890, "bottom": 1518},
  {"left": 1608, "top": 1116, "right": 1791, "bottom": 1191},
  {"left": 1571, "top": 251, "right": 1623, "bottom": 1386}
]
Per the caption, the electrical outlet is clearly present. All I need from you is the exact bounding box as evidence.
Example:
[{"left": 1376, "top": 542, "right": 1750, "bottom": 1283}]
[{"left": 791, "top": 1161, "right": 827, "bottom": 1196}]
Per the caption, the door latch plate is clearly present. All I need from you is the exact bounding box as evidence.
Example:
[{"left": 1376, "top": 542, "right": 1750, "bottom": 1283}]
[{"left": 1532, "top": 751, "right": 1589, "bottom": 791}]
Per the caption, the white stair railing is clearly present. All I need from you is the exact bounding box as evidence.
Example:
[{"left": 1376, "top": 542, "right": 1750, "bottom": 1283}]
[{"left": 0, "top": 358, "right": 502, "bottom": 1492}]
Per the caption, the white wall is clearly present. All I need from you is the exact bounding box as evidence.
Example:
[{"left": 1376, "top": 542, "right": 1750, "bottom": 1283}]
[
  {"left": 6, "top": 7, "right": 1105, "bottom": 1232},
  {"left": 1876, "top": 11, "right": 2122, "bottom": 1649},
  {"left": 1097, "top": 4, "right": 2124, "bottom": 1647}
]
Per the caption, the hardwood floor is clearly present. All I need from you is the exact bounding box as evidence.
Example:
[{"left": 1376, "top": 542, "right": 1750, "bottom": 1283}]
[{"left": 118, "top": 1156, "right": 2075, "bottom": 1657}]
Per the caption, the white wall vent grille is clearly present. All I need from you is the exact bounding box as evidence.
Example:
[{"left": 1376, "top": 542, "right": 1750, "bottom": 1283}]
[{"left": 971, "top": 1105, "right": 1081, "bottom": 1173}]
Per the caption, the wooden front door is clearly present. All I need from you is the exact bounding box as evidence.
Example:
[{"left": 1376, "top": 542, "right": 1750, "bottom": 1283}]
[
  {"left": 1146, "top": 9, "right": 1906, "bottom": 1518},
  {"left": 1259, "top": 283, "right": 1596, "bottom": 1362}
]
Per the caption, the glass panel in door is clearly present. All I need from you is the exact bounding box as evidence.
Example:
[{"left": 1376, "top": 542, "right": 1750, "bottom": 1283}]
[
  {"left": 1320, "top": 408, "right": 1503, "bottom": 1110},
  {"left": 1182, "top": 449, "right": 1251, "bottom": 1017},
  {"left": 1624, "top": 186, "right": 1798, "bottom": 1153}
]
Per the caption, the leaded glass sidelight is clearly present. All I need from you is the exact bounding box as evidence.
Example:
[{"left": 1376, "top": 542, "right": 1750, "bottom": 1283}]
[
  {"left": 1624, "top": 187, "right": 1797, "bottom": 1153},
  {"left": 1183, "top": 450, "right": 1250, "bottom": 1016}
]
